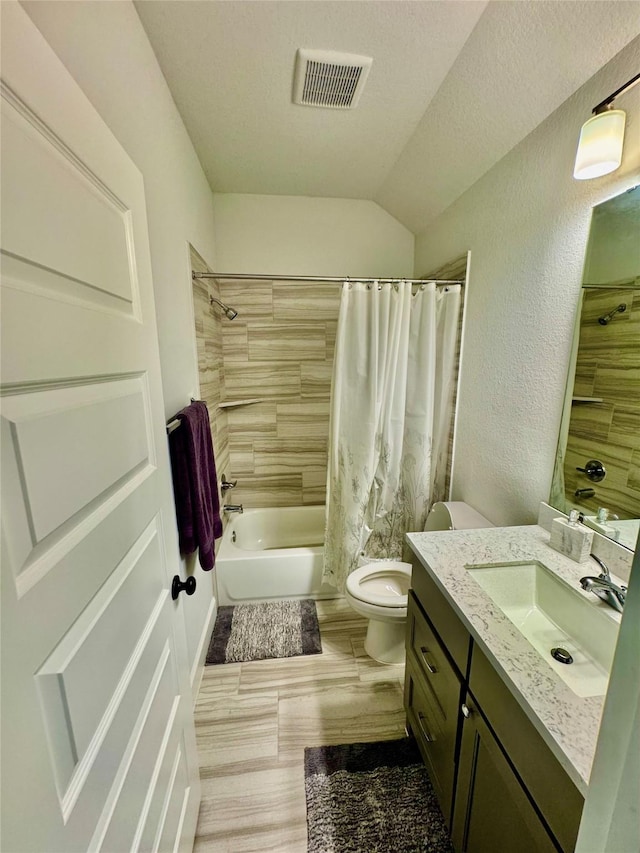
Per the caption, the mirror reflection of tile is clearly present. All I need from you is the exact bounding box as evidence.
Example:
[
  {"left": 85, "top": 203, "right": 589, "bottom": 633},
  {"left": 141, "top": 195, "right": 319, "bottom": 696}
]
[{"left": 553, "top": 185, "right": 640, "bottom": 550}]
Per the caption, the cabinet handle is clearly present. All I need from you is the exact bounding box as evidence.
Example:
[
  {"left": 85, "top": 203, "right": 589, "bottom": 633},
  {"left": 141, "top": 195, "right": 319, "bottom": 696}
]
[
  {"left": 419, "top": 646, "right": 438, "bottom": 674},
  {"left": 461, "top": 703, "right": 472, "bottom": 719},
  {"left": 417, "top": 712, "right": 435, "bottom": 743}
]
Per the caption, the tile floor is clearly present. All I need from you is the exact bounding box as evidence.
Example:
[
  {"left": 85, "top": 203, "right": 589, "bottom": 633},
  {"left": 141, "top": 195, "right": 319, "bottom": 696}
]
[{"left": 193, "top": 598, "right": 407, "bottom": 852}]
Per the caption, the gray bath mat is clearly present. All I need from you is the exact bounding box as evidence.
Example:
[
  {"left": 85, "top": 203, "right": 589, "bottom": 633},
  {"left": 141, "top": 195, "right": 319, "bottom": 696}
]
[
  {"left": 206, "top": 599, "right": 322, "bottom": 665},
  {"left": 304, "top": 738, "right": 453, "bottom": 853}
]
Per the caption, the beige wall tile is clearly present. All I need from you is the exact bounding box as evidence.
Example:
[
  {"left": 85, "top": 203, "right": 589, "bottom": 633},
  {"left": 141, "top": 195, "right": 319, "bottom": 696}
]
[
  {"left": 565, "top": 438, "right": 637, "bottom": 517},
  {"left": 272, "top": 282, "right": 341, "bottom": 321},
  {"left": 216, "top": 447, "right": 231, "bottom": 486},
  {"left": 191, "top": 247, "right": 229, "bottom": 527},
  {"left": 325, "top": 319, "right": 338, "bottom": 361},
  {"left": 610, "top": 404, "right": 640, "bottom": 447},
  {"left": 248, "top": 324, "right": 326, "bottom": 362},
  {"left": 218, "top": 282, "right": 340, "bottom": 507},
  {"left": 229, "top": 441, "right": 256, "bottom": 475},
  {"left": 218, "top": 281, "right": 274, "bottom": 324},
  {"left": 254, "top": 441, "right": 327, "bottom": 475},
  {"left": 573, "top": 364, "right": 596, "bottom": 398},
  {"left": 301, "top": 361, "right": 333, "bottom": 398},
  {"left": 231, "top": 474, "right": 303, "bottom": 508},
  {"left": 276, "top": 401, "right": 330, "bottom": 438},
  {"left": 302, "top": 468, "right": 328, "bottom": 505},
  {"left": 593, "top": 366, "right": 640, "bottom": 401},
  {"left": 568, "top": 402, "right": 613, "bottom": 442},
  {"left": 564, "top": 287, "right": 640, "bottom": 519},
  {"left": 223, "top": 362, "right": 301, "bottom": 400},
  {"left": 226, "top": 402, "right": 277, "bottom": 435},
  {"left": 628, "top": 450, "right": 640, "bottom": 491},
  {"left": 221, "top": 323, "right": 249, "bottom": 363}
]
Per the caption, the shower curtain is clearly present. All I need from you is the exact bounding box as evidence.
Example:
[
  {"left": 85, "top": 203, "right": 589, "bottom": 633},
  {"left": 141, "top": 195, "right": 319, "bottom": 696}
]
[{"left": 323, "top": 280, "right": 461, "bottom": 592}]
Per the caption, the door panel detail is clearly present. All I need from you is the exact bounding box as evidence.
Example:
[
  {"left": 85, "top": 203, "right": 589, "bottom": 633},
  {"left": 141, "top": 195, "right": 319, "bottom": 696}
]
[
  {"left": 1, "top": 85, "right": 136, "bottom": 312},
  {"left": 1, "top": 376, "right": 156, "bottom": 596}
]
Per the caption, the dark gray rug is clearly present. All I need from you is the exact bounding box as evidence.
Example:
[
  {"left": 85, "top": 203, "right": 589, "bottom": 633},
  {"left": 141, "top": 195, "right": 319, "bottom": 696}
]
[
  {"left": 304, "top": 738, "right": 453, "bottom": 853},
  {"left": 206, "top": 599, "right": 322, "bottom": 665}
]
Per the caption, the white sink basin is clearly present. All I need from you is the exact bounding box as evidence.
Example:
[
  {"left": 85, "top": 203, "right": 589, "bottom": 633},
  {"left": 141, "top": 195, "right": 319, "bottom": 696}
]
[{"left": 466, "top": 561, "right": 619, "bottom": 698}]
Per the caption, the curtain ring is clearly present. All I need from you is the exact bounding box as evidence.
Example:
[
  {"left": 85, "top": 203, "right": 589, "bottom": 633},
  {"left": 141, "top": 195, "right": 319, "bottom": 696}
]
[
  {"left": 366, "top": 283, "right": 372, "bottom": 290},
  {"left": 420, "top": 284, "right": 425, "bottom": 291}
]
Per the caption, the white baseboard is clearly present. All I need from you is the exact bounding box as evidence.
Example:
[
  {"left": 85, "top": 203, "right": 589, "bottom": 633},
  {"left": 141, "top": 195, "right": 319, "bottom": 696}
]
[{"left": 190, "top": 594, "right": 217, "bottom": 706}]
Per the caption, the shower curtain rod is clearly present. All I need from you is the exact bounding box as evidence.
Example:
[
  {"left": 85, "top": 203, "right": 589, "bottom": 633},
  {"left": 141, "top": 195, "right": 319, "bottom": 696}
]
[{"left": 192, "top": 272, "right": 463, "bottom": 286}]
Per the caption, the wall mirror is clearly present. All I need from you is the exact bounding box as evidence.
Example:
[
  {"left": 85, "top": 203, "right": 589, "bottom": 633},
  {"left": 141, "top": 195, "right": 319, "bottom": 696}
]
[{"left": 550, "top": 184, "right": 640, "bottom": 552}]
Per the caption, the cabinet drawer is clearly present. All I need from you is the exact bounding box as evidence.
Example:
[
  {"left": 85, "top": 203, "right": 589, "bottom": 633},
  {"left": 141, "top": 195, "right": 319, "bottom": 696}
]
[
  {"left": 410, "top": 558, "right": 470, "bottom": 675},
  {"left": 404, "top": 659, "right": 456, "bottom": 824},
  {"left": 407, "top": 591, "right": 463, "bottom": 717},
  {"left": 469, "top": 645, "right": 583, "bottom": 853}
]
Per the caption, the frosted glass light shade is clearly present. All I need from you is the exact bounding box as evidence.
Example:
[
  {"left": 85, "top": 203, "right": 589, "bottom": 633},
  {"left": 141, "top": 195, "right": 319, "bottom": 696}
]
[{"left": 573, "top": 109, "right": 626, "bottom": 180}]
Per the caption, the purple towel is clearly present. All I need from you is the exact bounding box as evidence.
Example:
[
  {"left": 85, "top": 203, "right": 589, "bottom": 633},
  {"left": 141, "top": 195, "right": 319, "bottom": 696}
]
[{"left": 168, "top": 401, "right": 222, "bottom": 571}]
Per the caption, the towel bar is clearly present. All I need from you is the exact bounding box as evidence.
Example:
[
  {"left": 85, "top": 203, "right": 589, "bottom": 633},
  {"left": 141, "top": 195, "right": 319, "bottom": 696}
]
[{"left": 166, "top": 398, "right": 205, "bottom": 434}]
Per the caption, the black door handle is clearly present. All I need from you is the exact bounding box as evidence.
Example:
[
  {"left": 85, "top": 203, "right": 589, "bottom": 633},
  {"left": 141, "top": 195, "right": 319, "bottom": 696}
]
[{"left": 172, "top": 575, "right": 196, "bottom": 600}]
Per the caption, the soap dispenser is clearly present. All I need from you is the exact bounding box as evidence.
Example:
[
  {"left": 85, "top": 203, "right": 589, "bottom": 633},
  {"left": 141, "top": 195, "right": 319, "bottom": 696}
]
[
  {"left": 595, "top": 507, "right": 620, "bottom": 541},
  {"left": 549, "top": 509, "right": 594, "bottom": 563}
]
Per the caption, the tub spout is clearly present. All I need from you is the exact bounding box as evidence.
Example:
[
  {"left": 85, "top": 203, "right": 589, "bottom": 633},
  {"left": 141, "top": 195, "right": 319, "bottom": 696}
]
[{"left": 223, "top": 504, "right": 243, "bottom": 514}]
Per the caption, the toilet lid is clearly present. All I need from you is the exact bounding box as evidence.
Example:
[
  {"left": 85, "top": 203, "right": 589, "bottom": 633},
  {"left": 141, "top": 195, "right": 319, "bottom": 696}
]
[{"left": 346, "top": 562, "right": 412, "bottom": 608}]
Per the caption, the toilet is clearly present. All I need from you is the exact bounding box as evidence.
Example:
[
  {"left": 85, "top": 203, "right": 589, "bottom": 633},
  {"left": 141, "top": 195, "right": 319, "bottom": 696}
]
[{"left": 345, "top": 501, "right": 494, "bottom": 664}]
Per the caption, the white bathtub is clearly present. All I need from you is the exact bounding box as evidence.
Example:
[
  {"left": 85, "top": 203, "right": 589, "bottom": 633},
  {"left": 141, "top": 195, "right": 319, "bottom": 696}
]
[{"left": 215, "top": 506, "right": 337, "bottom": 605}]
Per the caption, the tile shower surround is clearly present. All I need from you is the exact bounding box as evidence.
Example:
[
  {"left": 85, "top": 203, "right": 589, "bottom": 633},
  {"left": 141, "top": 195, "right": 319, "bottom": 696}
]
[
  {"left": 191, "top": 251, "right": 230, "bottom": 524},
  {"left": 194, "top": 264, "right": 466, "bottom": 511},
  {"left": 564, "top": 283, "right": 640, "bottom": 518},
  {"left": 218, "top": 280, "right": 341, "bottom": 508}
]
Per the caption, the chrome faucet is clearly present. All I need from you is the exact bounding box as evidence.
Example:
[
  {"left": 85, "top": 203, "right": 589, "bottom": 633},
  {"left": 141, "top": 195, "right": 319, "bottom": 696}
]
[
  {"left": 221, "top": 474, "right": 237, "bottom": 492},
  {"left": 223, "top": 504, "right": 243, "bottom": 514},
  {"left": 590, "top": 554, "right": 611, "bottom": 580},
  {"left": 579, "top": 555, "right": 626, "bottom": 613}
]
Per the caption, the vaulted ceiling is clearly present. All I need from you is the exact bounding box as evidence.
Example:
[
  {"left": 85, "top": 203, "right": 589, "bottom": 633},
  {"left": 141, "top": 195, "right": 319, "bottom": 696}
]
[{"left": 135, "top": 1, "right": 640, "bottom": 233}]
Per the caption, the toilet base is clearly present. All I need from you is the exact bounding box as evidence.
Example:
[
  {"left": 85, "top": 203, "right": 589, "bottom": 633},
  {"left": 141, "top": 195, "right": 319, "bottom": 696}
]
[{"left": 364, "top": 618, "right": 406, "bottom": 665}]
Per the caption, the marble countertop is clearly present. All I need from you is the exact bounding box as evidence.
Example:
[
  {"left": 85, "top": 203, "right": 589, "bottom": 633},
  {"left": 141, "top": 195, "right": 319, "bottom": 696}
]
[{"left": 406, "top": 524, "right": 623, "bottom": 796}]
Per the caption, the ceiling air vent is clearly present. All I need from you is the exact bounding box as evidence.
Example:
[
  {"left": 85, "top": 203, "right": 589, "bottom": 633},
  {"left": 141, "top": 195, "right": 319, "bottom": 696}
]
[{"left": 293, "top": 49, "right": 373, "bottom": 109}]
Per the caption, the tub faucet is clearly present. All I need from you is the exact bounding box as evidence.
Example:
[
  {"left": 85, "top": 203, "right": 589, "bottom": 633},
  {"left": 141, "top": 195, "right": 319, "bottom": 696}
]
[
  {"left": 223, "top": 504, "right": 243, "bottom": 514},
  {"left": 221, "top": 475, "right": 237, "bottom": 492},
  {"left": 579, "top": 555, "right": 626, "bottom": 613}
]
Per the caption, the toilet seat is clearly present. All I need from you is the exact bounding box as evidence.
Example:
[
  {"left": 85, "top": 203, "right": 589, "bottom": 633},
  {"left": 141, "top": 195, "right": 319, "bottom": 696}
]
[{"left": 346, "top": 561, "right": 411, "bottom": 609}]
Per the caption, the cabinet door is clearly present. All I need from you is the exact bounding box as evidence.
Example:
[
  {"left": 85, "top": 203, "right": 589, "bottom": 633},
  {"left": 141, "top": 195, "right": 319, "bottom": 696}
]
[{"left": 452, "top": 699, "right": 557, "bottom": 853}]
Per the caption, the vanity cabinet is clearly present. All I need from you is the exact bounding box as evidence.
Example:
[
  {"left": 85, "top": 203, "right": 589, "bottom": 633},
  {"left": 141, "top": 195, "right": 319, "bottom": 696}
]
[
  {"left": 452, "top": 693, "right": 556, "bottom": 853},
  {"left": 404, "top": 591, "right": 464, "bottom": 822},
  {"left": 405, "top": 559, "right": 584, "bottom": 853}
]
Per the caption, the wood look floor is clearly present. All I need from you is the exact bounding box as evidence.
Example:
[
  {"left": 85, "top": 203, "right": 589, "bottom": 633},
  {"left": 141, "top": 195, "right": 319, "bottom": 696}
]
[{"left": 193, "top": 598, "right": 406, "bottom": 852}]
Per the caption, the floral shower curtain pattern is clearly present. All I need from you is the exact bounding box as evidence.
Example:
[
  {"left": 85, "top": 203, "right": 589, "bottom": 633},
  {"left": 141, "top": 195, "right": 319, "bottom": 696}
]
[{"left": 322, "top": 280, "right": 461, "bottom": 592}]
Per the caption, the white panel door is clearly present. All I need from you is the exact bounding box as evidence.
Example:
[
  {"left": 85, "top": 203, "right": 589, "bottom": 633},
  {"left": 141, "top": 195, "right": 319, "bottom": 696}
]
[{"left": 0, "top": 5, "right": 201, "bottom": 852}]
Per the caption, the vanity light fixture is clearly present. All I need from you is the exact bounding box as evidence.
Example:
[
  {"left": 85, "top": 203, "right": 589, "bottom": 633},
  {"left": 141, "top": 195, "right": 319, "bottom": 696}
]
[{"left": 573, "top": 72, "right": 640, "bottom": 180}]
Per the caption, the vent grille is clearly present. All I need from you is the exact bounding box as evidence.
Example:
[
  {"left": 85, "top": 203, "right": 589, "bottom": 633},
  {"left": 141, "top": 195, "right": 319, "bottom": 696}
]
[{"left": 293, "top": 49, "right": 372, "bottom": 110}]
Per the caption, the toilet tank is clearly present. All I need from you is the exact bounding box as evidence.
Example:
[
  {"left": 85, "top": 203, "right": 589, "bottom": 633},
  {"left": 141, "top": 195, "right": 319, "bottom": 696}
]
[{"left": 425, "top": 501, "right": 494, "bottom": 531}]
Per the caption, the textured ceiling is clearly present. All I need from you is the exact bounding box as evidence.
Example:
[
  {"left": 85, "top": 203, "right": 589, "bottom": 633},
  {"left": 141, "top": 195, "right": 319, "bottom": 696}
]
[{"left": 135, "top": 0, "right": 640, "bottom": 233}]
